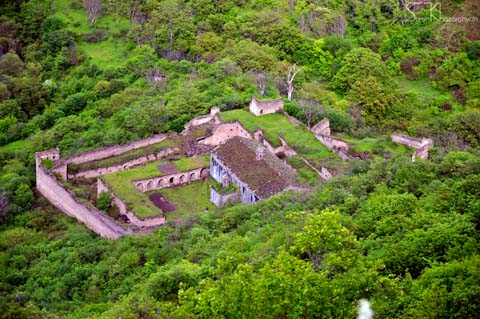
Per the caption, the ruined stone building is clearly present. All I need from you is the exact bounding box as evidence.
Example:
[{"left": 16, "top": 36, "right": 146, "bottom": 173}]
[
  {"left": 210, "top": 136, "right": 299, "bottom": 204},
  {"left": 249, "top": 96, "right": 284, "bottom": 116}
]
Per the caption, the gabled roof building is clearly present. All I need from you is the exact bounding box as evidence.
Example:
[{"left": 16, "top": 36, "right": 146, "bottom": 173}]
[{"left": 210, "top": 136, "right": 299, "bottom": 204}]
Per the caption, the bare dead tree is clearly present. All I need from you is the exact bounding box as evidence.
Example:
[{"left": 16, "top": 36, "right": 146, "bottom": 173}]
[
  {"left": 0, "top": 191, "right": 9, "bottom": 224},
  {"left": 286, "top": 63, "right": 302, "bottom": 101},
  {"left": 83, "top": 0, "right": 103, "bottom": 25},
  {"left": 300, "top": 97, "right": 323, "bottom": 128},
  {"left": 145, "top": 68, "right": 167, "bottom": 90},
  {"left": 289, "top": 0, "right": 295, "bottom": 15},
  {"left": 256, "top": 72, "right": 267, "bottom": 96}
]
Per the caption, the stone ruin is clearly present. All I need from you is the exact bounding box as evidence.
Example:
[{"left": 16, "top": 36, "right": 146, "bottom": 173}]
[
  {"left": 391, "top": 133, "right": 434, "bottom": 161},
  {"left": 249, "top": 96, "right": 284, "bottom": 116},
  {"left": 309, "top": 118, "right": 352, "bottom": 160},
  {"left": 35, "top": 100, "right": 349, "bottom": 239}
]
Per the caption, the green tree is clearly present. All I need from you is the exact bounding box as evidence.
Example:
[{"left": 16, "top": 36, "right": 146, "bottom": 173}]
[
  {"left": 96, "top": 191, "right": 111, "bottom": 212},
  {"left": 332, "top": 47, "right": 390, "bottom": 92},
  {"left": 291, "top": 209, "right": 356, "bottom": 271}
]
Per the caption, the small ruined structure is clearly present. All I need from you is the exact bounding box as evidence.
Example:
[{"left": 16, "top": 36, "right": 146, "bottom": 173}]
[
  {"left": 210, "top": 136, "right": 299, "bottom": 204},
  {"left": 391, "top": 133, "right": 433, "bottom": 161},
  {"left": 309, "top": 117, "right": 351, "bottom": 160},
  {"left": 198, "top": 121, "right": 251, "bottom": 145},
  {"left": 249, "top": 96, "right": 284, "bottom": 116}
]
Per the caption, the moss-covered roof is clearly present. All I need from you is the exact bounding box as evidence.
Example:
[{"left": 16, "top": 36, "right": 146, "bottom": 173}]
[{"left": 214, "top": 137, "right": 299, "bottom": 199}]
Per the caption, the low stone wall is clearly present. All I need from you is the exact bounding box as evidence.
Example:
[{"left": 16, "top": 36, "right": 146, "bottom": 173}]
[
  {"left": 183, "top": 107, "right": 221, "bottom": 132},
  {"left": 315, "top": 135, "right": 349, "bottom": 152},
  {"left": 391, "top": 133, "right": 433, "bottom": 161},
  {"left": 69, "top": 147, "right": 178, "bottom": 179},
  {"left": 284, "top": 112, "right": 302, "bottom": 126},
  {"left": 97, "top": 179, "right": 166, "bottom": 228},
  {"left": 64, "top": 134, "right": 168, "bottom": 165},
  {"left": 210, "top": 187, "right": 240, "bottom": 207},
  {"left": 391, "top": 133, "right": 432, "bottom": 149},
  {"left": 199, "top": 121, "right": 252, "bottom": 146},
  {"left": 133, "top": 166, "right": 209, "bottom": 192},
  {"left": 36, "top": 154, "right": 128, "bottom": 239}
]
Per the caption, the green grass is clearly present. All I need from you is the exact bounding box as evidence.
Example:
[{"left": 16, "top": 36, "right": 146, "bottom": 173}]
[
  {"left": 173, "top": 156, "right": 210, "bottom": 171},
  {"left": 53, "top": 0, "right": 131, "bottom": 68},
  {"left": 339, "top": 134, "right": 410, "bottom": 158},
  {"left": 0, "top": 139, "right": 32, "bottom": 153},
  {"left": 149, "top": 179, "right": 216, "bottom": 221},
  {"left": 220, "top": 109, "right": 332, "bottom": 164},
  {"left": 397, "top": 77, "right": 446, "bottom": 101},
  {"left": 102, "top": 155, "right": 210, "bottom": 218},
  {"left": 81, "top": 39, "right": 130, "bottom": 68}
]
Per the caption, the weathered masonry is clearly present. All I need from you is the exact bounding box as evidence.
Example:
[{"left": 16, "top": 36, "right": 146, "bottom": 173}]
[
  {"left": 210, "top": 137, "right": 300, "bottom": 204},
  {"left": 36, "top": 150, "right": 128, "bottom": 239},
  {"left": 133, "top": 167, "right": 209, "bottom": 192},
  {"left": 249, "top": 96, "right": 284, "bottom": 116}
]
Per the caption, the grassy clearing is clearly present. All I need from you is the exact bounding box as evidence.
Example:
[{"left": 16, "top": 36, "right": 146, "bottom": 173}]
[
  {"left": 149, "top": 179, "right": 215, "bottom": 221},
  {"left": 397, "top": 77, "right": 448, "bottom": 102},
  {"left": 339, "top": 134, "right": 410, "bottom": 158},
  {"left": 0, "top": 139, "right": 32, "bottom": 153},
  {"left": 53, "top": 0, "right": 131, "bottom": 68},
  {"left": 81, "top": 39, "right": 130, "bottom": 69},
  {"left": 102, "top": 155, "right": 210, "bottom": 218},
  {"left": 220, "top": 109, "right": 332, "bottom": 164}
]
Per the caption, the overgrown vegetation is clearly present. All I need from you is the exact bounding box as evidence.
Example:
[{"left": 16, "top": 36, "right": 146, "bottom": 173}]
[{"left": 0, "top": 0, "right": 479, "bottom": 318}]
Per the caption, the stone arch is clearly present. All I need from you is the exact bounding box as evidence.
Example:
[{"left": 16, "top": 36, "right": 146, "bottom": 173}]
[
  {"left": 146, "top": 180, "right": 153, "bottom": 191},
  {"left": 123, "top": 164, "right": 128, "bottom": 170},
  {"left": 157, "top": 179, "right": 165, "bottom": 188},
  {"left": 136, "top": 183, "right": 144, "bottom": 192},
  {"left": 200, "top": 168, "right": 209, "bottom": 179},
  {"left": 169, "top": 176, "right": 175, "bottom": 184},
  {"left": 179, "top": 174, "right": 186, "bottom": 183},
  {"left": 190, "top": 172, "right": 196, "bottom": 181},
  {"left": 260, "top": 109, "right": 264, "bottom": 115}
]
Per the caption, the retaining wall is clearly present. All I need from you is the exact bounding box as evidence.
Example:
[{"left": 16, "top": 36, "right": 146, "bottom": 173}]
[
  {"left": 64, "top": 134, "right": 168, "bottom": 165},
  {"left": 69, "top": 147, "right": 178, "bottom": 179},
  {"left": 36, "top": 154, "right": 128, "bottom": 239}
]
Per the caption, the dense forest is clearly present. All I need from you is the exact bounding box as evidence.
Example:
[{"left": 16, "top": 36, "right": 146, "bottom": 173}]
[{"left": 0, "top": 0, "right": 479, "bottom": 318}]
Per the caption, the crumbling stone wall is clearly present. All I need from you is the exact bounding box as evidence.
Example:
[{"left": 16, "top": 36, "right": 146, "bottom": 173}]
[
  {"left": 210, "top": 187, "right": 240, "bottom": 207},
  {"left": 36, "top": 153, "right": 128, "bottom": 239},
  {"left": 183, "top": 107, "right": 221, "bottom": 132},
  {"left": 309, "top": 118, "right": 352, "bottom": 160},
  {"left": 70, "top": 147, "right": 178, "bottom": 179},
  {"left": 249, "top": 96, "right": 284, "bottom": 116},
  {"left": 391, "top": 133, "right": 433, "bottom": 161},
  {"left": 315, "top": 135, "right": 349, "bottom": 152},
  {"left": 64, "top": 134, "right": 168, "bottom": 165},
  {"left": 199, "top": 121, "right": 252, "bottom": 145}
]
